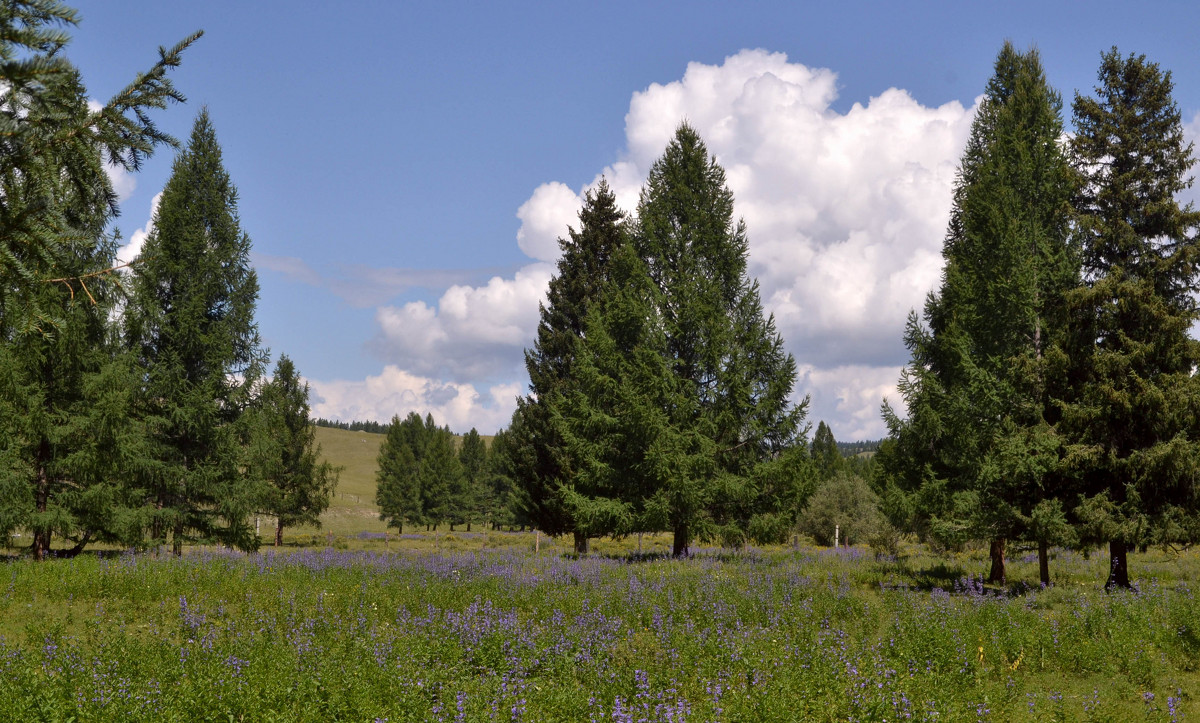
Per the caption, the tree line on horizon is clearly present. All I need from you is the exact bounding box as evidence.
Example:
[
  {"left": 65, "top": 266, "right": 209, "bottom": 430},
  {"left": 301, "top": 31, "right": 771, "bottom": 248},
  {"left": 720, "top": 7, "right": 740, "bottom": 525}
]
[{"left": 0, "top": 4, "right": 337, "bottom": 558}]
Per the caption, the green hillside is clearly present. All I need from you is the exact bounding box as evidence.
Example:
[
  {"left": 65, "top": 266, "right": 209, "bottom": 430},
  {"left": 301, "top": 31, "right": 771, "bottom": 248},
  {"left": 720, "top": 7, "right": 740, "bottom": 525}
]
[
  {"left": 283, "top": 426, "right": 389, "bottom": 539},
  {"left": 284, "top": 425, "right": 494, "bottom": 541}
]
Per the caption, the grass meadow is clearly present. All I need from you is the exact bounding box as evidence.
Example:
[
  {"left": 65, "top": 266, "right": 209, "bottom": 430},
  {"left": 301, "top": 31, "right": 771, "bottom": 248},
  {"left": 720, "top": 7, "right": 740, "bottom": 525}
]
[
  {"left": 3, "top": 427, "right": 1197, "bottom": 721},
  {"left": 1, "top": 532, "right": 1197, "bottom": 722}
]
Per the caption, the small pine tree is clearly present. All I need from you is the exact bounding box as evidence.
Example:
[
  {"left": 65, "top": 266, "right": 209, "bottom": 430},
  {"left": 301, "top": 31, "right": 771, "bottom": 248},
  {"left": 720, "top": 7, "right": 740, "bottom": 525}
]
[{"left": 250, "top": 355, "right": 339, "bottom": 546}]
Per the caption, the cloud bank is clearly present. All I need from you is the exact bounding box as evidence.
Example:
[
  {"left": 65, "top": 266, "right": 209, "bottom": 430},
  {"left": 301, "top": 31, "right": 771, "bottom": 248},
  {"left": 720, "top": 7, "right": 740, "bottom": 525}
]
[
  {"left": 305, "top": 49, "right": 982, "bottom": 439},
  {"left": 308, "top": 366, "right": 521, "bottom": 435}
]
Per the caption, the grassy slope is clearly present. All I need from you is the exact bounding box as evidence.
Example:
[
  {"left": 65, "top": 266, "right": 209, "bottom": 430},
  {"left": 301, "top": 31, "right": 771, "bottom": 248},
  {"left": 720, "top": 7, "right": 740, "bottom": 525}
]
[
  {"left": 287, "top": 426, "right": 389, "bottom": 538},
  {"left": 286, "top": 426, "right": 494, "bottom": 540}
]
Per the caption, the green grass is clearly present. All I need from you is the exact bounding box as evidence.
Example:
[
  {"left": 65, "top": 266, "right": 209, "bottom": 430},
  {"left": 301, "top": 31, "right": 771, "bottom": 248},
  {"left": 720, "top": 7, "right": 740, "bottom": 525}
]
[{"left": 1, "top": 537, "right": 1197, "bottom": 721}]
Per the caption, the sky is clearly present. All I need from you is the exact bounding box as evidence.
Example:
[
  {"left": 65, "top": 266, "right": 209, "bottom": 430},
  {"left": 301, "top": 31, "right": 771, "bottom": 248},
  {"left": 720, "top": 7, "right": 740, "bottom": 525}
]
[{"left": 68, "top": 1, "right": 1200, "bottom": 441}]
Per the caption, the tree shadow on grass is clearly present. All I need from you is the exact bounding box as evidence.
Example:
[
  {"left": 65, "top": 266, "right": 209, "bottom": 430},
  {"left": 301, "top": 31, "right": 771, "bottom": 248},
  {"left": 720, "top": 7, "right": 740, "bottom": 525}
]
[{"left": 877, "top": 560, "right": 967, "bottom": 592}]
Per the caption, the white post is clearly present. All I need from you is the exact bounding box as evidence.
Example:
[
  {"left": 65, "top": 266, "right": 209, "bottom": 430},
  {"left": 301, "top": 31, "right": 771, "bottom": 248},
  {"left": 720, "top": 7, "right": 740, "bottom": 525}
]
[
  {"left": 535, "top": 529, "right": 540, "bottom": 553},
  {"left": 834, "top": 524, "right": 839, "bottom": 549}
]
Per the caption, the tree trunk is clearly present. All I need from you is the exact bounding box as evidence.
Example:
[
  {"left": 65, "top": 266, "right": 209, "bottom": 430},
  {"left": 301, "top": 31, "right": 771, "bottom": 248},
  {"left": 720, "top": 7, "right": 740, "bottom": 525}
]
[
  {"left": 151, "top": 499, "right": 163, "bottom": 544},
  {"left": 172, "top": 519, "right": 184, "bottom": 557},
  {"left": 573, "top": 532, "right": 589, "bottom": 555},
  {"left": 466, "top": 521, "right": 472, "bottom": 532},
  {"left": 1105, "top": 539, "right": 1131, "bottom": 590},
  {"left": 32, "top": 455, "right": 50, "bottom": 562},
  {"left": 274, "top": 518, "right": 284, "bottom": 547},
  {"left": 672, "top": 523, "right": 689, "bottom": 558},
  {"left": 987, "top": 537, "right": 1006, "bottom": 586},
  {"left": 61, "top": 531, "right": 93, "bottom": 558},
  {"left": 1038, "top": 539, "right": 1050, "bottom": 587}
]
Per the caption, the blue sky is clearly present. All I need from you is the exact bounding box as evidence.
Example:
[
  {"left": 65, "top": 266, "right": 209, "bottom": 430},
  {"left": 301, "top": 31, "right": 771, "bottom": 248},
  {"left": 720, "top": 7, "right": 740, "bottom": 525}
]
[{"left": 70, "top": 1, "right": 1200, "bottom": 440}]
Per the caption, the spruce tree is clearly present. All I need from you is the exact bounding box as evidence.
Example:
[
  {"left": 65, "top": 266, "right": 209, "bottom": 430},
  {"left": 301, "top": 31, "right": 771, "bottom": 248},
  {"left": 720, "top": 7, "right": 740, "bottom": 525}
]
[
  {"left": 549, "top": 243, "right": 714, "bottom": 548},
  {"left": 375, "top": 412, "right": 466, "bottom": 532},
  {"left": 375, "top": 413, "right": 423, "bottom": 533},
  {"left": 880, "top": 44, "right": 1076, "bottom": 585},
  {"left": 250, "top": 355, "right": 339, "bottom": 546},
  {"left": 485, "top": 426, "right": 523, "bottom": 530},
  {"left": 634, "top": 124, "right": 806, "bottom": 555},
  {"left": 458, "top": 428, "right": 488, "bottom": 531},
  {"left": 125, "top": 109, "right": 266, "bottom": 555},
  {"left": 420, "top": 423, "right": 466, "bottom": 530},
  {"left": 1062, "top": 48, "right": 1200, "bottom": 589},
  {"left": 513, "top": 179, "right": 627, "bottom": 553},
  {"left": 812, "top": 422, "right": 843, "bottom": 480}
]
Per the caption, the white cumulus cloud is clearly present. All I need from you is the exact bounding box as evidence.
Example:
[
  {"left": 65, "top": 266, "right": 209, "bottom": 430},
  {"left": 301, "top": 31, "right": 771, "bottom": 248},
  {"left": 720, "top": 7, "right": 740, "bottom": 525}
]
[
  {"left": 506, "top": 49, "right": 975, "bottom": 438},
  {"left": 369, "top": 263, "right": 555, "bottom": 383},
  {"left": 330, "top": 49, "right": 977, "bottom": 438},
  {"left": 308, "top": 366, "right": 520, "bottom": 434}
]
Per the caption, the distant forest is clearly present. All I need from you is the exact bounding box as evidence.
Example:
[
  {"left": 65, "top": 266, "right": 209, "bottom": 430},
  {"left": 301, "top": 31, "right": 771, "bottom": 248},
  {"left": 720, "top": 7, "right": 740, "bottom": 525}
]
[
  {"left": 313, "top": 418, "right": 389, "bottom": 434},
  {"left": 836, "top": 440, "right": 881, "bottom": 457},
  {"left": 314, "top": 416, "right": 880, "bottom": 458}
]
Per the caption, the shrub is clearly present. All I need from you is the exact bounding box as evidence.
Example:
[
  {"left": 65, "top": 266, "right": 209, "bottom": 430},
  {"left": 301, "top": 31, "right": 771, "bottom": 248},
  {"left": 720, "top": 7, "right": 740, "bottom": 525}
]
[{"left": 797, "top": 472, "right": 882, "bottom": 546}]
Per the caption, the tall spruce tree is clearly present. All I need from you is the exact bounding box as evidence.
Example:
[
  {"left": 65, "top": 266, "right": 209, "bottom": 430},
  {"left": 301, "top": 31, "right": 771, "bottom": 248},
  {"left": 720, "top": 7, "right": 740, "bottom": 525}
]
[
  {"left": 0, "top": 4, "right": 198, "bottom": 559},
  {"left": 634, "top": 124, "right": 805, "bottom": 556},
  {"left": 1062, "top": 48, "right": 1200, "bottom": 589},
  {"left": 125, "top": 109, "right": 266, "bottom": 555},
  {"left": 250, "top": 355, "right": 339, "bottom": 546},
  {"left": 880, "top": 44, "right": 1076, "bottom": 584},
  {"left": 513, "top": 180, "right": 627, "bottom": 553}
]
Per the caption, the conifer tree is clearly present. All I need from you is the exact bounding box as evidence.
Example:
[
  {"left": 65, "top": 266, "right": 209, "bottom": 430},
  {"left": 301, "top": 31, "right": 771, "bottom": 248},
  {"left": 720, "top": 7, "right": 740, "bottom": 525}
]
[
  {"left": 458, "top": 428, "right": 488, "bottom": 531},
  {"left": 250, "top": 355, "right": 339, "bottom": 546},
  {"left": 420, "top": 423, "right": 467, "bottom": 530},
  {"left": 1, "top": 2, "right": 199, "bottom": 333},
  {"left": 513, "top": 180, "right": 627, "bottom": 553},
  {"left": 125, "top": 109, "right": 266, "bottom": 555},
  {"left": 1062, "top": 48, "right": 1200, "bottom": 589},
  {"left": 634, "top": 124, "right": 805, "bottom": 555},
  {"left": 880, "top": 44, "right": 1076, "bottom": 584},
  {"left": 375, "top": 412, "right": 466, "bottom": 531},
  {"left": 0, "top": 4, "right": 198, "bottom": 559},
  {"left": 375, "top": 413, "right": 423, "bottom": 533},
  {"left": 485, "top": 426, "right": 523, "bottom": 530},
  {"left": 550, "top": 243, "right": 715, "bottom": 548},
  {"left": 811, "top": 422, "right": 843, "bottom": 481}
]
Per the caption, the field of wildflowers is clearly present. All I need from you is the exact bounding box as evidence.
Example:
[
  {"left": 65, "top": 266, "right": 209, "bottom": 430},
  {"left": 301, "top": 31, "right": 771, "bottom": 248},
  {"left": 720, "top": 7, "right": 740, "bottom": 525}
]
[{"left": 1, "top": 534, "right": 1197, "bottom": 721}]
